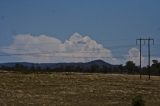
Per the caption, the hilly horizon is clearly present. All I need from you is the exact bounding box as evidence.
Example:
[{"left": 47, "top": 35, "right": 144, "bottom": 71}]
[
  {"left": 0, "top": 59, "right": 119, "bottom": 72},
  {"left": 0, "top": 59, "right": 111, "bottom": 64}
]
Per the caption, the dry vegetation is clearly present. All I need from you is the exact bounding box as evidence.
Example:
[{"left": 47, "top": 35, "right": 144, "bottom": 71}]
[{"left": 0, "top": 71, "right": 160, "bottom": 106}]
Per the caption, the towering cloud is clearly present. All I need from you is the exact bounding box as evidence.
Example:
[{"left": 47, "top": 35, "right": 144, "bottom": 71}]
[
  {"left": 126, "top": 48, "right": 141, "bottom": 65},
  {"left": 3, "top": 33, "right": 119, "bottom": 64}
]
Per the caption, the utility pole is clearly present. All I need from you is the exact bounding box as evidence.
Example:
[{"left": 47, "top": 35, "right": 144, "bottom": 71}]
[
  {"left": 136, "top": 37, "right": 154, "bottom": 80},
  {"left": 147, "top": 37, "right": 154, "bottom": 79},
  {"left": 136, "top": 38, "right": 143, "bottom": 79}
]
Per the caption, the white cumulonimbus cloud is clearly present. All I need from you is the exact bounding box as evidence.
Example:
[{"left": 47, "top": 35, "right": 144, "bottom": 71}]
[
  {"left": 3, "top": 33, "right": 120, "bottom": 64},
  {"left": 126, "top": 48, "right": 144, "bottom": 66}
]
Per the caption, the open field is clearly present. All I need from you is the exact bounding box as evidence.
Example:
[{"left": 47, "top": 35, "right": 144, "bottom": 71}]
[{"left": 0, "top": 71, "right": 160, "bottom": 106}]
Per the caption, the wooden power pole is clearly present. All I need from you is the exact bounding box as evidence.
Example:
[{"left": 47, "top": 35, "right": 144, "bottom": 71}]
[{"left": 136, "top": 37, "right": 154, "bottom": 80}]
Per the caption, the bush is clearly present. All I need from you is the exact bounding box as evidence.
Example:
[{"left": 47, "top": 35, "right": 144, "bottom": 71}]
[{"left": 132, "top": 95, "right": 145, "bottom": 106}]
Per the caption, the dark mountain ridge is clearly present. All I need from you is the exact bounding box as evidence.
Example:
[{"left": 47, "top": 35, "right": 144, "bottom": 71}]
[{"left": 0, "top": 60, "right": 119, "bottom": 73}]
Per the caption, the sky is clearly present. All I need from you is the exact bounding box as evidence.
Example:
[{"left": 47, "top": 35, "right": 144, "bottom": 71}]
[{"left": 0, "top": 0, "right": 160, "bottom": 65}]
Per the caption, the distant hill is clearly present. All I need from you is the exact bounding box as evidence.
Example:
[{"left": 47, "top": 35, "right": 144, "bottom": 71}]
[{"left": 0, "top": 60, "right": 120, "bottom": 73}]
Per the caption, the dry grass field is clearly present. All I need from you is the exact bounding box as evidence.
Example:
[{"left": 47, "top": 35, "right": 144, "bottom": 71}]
[{"left": 0, "top": 71, "right": 160, "bottom": 106}]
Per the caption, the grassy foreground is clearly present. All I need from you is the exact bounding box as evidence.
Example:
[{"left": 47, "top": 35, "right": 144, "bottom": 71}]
[{"left": 0, "top": 71, "right": 160, "bottom": 106}]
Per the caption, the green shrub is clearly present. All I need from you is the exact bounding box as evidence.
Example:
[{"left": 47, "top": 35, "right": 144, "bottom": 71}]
[{"left": 132, "top": 95, "right": 145, "bottom": 106}]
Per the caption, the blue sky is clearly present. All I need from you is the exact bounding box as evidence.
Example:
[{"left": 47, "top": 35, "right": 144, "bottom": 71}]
[{"left": 0, "top": 0, "right": 160, "bottom": 64}]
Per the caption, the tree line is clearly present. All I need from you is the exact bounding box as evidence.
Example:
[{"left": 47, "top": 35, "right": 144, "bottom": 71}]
[{"left": 0, "top": 60, "right": 160, "bottom": 76}]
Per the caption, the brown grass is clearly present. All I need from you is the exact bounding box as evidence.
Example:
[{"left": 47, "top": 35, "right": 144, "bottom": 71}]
[{"left": 0, "top": 71, "right": 160, "bottom": 106}]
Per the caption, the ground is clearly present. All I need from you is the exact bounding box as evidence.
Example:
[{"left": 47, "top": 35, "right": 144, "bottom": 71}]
[{"left": 0, "top": 71, "right": 160, "bottom": 106}]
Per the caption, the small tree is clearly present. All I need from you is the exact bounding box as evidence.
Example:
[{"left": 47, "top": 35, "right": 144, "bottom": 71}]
[
  {"left": 152, "top": 60, "right": 158, "bottom": 64},
  {"left": 118, "top": 64, "right": 124, "bottom": 73},
  {"left": 91, "top": 64, "right": 99, "bottom": 73},
  {"left": 31, "top": 64, "right": 35, "bottom": 72},
  {"left": 151, "top": 60, "right": 160, "bottom": 75},
  {"left": 132, "top": 95, "right": 145, "bottom": 106},
  {"left": 15, "top": 63, "right": 24, "bottom": 71},
  {"left": 125, "top": 61, "right": 136, "bottom": 74}
]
